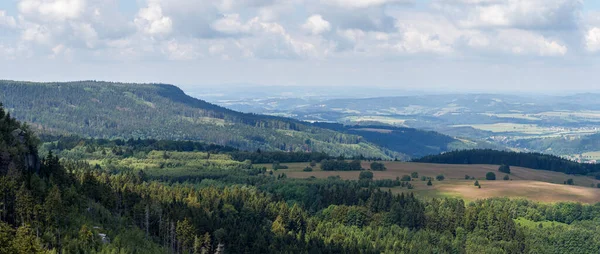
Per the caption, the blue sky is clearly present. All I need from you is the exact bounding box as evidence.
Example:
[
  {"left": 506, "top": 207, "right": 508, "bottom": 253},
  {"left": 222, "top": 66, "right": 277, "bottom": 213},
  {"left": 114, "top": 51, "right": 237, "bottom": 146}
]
[{"left": 1, "top": 0, "right": 600, "bottom": 93}]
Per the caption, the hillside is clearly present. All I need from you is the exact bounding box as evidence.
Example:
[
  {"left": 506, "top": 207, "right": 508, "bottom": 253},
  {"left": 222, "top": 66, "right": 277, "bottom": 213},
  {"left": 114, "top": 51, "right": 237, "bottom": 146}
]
[
  {"left": 312, "top": 122, "right": 482, "bottom": 158},
  {"left": 0, "top": 80, "right": 400, "bottom": 158}
]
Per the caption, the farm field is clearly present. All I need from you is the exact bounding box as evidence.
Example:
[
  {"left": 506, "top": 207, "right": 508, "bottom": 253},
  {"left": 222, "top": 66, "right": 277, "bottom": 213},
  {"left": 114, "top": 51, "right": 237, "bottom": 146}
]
[
  {"left": 452, "top": 123, "right": 551, "bottom": 134},
  {"left": 581, "top": 151, "right": 600, "bottom": 160},
  {"left": 263, "top": 161, "right": 600, "bottom": 203}
]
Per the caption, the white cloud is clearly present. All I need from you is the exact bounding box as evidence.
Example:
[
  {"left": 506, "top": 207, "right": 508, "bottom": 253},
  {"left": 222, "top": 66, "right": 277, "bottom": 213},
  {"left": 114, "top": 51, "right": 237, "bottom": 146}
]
[
  {"left": 484, "top": 29, "right": 568, "bottom": 56},
  {"left": 18, "top": 0, "right": 86, "bottom": 22},
  {"left": 321, "top": 0, "right": 412, "bottom": 9},
  {"left": 302, "top": 15, "right": 331, "bottom": 35},
  {"left": 0, "top": 0, "right": 590, "bottom": 62},
  {"left": 135, "top": 3, "right": 173, "bottom": 35},
  {"left": 0, "top": 11, "right": 17, "bottom": 29},
  {"left": 585, "top": 27, "right": 600, "bottom": 53},
  {"left": 435, "top": 0, "right": 582, "bottom": 30}
]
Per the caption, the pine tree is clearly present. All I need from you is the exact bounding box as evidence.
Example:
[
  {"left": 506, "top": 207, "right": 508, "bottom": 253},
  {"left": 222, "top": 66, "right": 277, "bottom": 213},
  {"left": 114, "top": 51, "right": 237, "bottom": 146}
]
[
  {"left": 12, "top": 224, "right": 43, "bottom": 254},
  {"left": 0, "top": 221, "right": 15, "bottom": 254}
]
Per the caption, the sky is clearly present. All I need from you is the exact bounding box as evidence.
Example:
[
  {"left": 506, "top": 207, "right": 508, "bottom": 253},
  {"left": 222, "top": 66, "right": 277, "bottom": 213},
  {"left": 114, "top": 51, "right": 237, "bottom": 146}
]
[{"left": 0, "top": 0, "right": 600, "bottom": 93}]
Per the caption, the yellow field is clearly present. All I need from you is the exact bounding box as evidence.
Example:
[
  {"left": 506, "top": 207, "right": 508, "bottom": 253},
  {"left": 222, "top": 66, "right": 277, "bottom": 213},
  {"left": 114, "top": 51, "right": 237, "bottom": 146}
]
[
  {"left": 581, "top": 151, "right": 600, "bottom": 160},
  {"left": 263, "top": 161, "right": 600, "bottom": 203}
]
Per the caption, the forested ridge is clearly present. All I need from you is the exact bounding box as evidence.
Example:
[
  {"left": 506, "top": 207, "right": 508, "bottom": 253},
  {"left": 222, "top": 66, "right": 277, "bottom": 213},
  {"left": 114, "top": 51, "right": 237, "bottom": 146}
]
[
  {"left": 312, "top": 122, "right": 473, "bottom": 158},
  {"left": 0, "top": 80, "right": 398, "bottom": 159},
  {"left": 414, "top": 149, "right": 600, "bottom": 175}
]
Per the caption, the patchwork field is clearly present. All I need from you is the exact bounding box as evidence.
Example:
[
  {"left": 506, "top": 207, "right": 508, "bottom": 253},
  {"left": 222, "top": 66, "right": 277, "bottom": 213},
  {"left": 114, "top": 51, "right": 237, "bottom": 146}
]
[
  {"left": 452, "top": 123, "right": 550, "bottom": 134},
  {"left": 264, "top": 161, "right": 600, "bottom": 203}
]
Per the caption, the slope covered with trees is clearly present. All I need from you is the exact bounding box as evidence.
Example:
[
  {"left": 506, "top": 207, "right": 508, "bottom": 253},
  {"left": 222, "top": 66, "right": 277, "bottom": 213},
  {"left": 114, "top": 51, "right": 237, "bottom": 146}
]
[
  {"left": 0, "top": 80, "right": 397, "bottom": 159},
  {"left": 313, "top": 122, "right": 474, "bottom": 158}
]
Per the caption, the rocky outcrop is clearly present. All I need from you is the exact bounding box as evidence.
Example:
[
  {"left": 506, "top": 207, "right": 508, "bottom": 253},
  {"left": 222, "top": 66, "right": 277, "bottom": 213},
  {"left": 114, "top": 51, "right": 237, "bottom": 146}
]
[{"left": 1, "top": 128, "right": 40, "bottom": 174}]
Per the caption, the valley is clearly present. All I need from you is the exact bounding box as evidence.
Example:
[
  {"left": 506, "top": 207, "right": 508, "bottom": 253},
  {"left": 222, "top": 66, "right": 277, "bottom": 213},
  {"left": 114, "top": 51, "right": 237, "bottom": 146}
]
[{"left": 208, "top": 93, "right": 600, "bottom": 161}]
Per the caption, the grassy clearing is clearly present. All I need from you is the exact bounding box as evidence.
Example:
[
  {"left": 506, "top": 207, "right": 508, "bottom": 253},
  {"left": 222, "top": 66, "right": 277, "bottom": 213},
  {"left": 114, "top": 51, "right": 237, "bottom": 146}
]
[{"left": 270, "top": 161, "right": 600, "bottom": 203}]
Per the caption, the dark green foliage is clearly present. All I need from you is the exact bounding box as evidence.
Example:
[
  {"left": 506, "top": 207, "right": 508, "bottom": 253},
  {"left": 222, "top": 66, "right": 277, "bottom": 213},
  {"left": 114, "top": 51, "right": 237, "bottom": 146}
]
[
  {"left": 415, "top": 149, "right": 600, "bottom": 175},
  {"left": 486, "top": 172, "right": 496, "bottom": 180},
  {"left": 359, "top": 171, "right": 373, "bottom": 181},
  {"left": 370, "top": 161, "right": 386, "bottom": 171},
  {"left": 231, "top": 151, "right": 331, "bottom": 164},
  {"left": 427, "top": 179, "right": 432, "bottom": 186},
  {"left": 313, "top": 122, "right": 460, "bottom": 158},
  {"left": 303, "top": 167, "right": 313, "bottom": 172},
  {"left": 436, "top": 174, "right": 445, "bottom": 181},
  {"left": 465, "top": 174, "right": 470, "bottom": 180},
  {"left": 499, "top": 164, "right": 511, "bottom": 174},
  {"left": 401, "top": 175, "right": 412, "bottom": 181},
  {"left": 474, "top": 180, "right": 480, "bottom": 186},
  {"left": 41, "top": 135, "right": 237, "bottom": 153},
  {"left": 271, "top": 161, "right": 288, "bottom": 170},
  {"left": 565, "top": 179, "right": 574, "bottom": 185},
  {"left": 503, "top": 175, "right": 510, "bottom": 181},
  {"left": 321, "top": 159, "right": 363, "bottom": 171},
  {"left": 411, "top": 172, "right": 419, "bottom": 178}
]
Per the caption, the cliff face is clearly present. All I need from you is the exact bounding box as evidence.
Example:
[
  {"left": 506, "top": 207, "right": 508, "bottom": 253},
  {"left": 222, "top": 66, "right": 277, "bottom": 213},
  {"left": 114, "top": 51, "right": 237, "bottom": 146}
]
[
  {"left": 0, "top": 105, "right": 41, "bottom": 175},
  {"left": 0, "top": 129, "right": 39, "bottom": 175}
]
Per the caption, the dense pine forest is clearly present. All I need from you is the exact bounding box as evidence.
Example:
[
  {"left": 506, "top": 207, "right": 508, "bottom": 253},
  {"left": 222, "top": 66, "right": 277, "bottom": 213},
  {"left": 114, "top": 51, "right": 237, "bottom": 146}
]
[{"left": 3, "top": 99, "right": 600, "bottom": 253}]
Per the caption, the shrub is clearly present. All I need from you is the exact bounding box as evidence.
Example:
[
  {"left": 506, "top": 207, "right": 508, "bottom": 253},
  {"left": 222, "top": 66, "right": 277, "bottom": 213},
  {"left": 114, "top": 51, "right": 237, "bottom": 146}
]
[
  {"left": 401, "top": 175, "right": 412, "bottom": 181},
  {"left": 474, "top": 180, "right": 479, "bottom": 186},
  {"left": 359, "top": 171, "right": 373, "bottom": 180},
  {"left": 310, "top": 160, "right": 317, "bottom": 167},
  {"left": 503, "top": 175, "right": 509, "bottom": 181},
  {"left": 499, "top": 164, "right": 511, "bottom": 174},
  {"left": 565, "top": 179, "right": 574, "bottom": 185},
  {"left": 427, "top": 179, "right": 432, "bottom": 186},
  {"left": 411, "top": 172, "right": 419, "bottom": 178},
  {"left": 303, "top": 167, "right": 313, "bottom": 172},
  {"left": 486, "top": 172, "right": 496, "bottom": 180},
  {"left": 420, "top": 176, "right": 427, "bottom": 181},
  {"left": 436, "top": 174, "right": 445, "bottom": 181},
  {"left": 465, "top": 175, "right": 470, "bottom": 180},
  {"left": 370, "top": 162, "right": 386, "bottom": 171}
]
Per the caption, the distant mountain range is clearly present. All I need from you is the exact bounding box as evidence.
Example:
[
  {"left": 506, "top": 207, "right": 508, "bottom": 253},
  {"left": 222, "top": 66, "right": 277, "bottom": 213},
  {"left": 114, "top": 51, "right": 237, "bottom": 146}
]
[
  {"left": 209, "top": 93, "right": 600, "bottom": 158},
  {"left": 0, "top": 80, "right": 476, "bottom": 159}
]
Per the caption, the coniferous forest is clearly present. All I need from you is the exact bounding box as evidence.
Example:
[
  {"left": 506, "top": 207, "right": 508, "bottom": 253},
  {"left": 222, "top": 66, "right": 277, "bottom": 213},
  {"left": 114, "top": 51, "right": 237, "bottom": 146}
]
[{"left": 3, "top": 97, "right": 600, "bottom": 253}]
